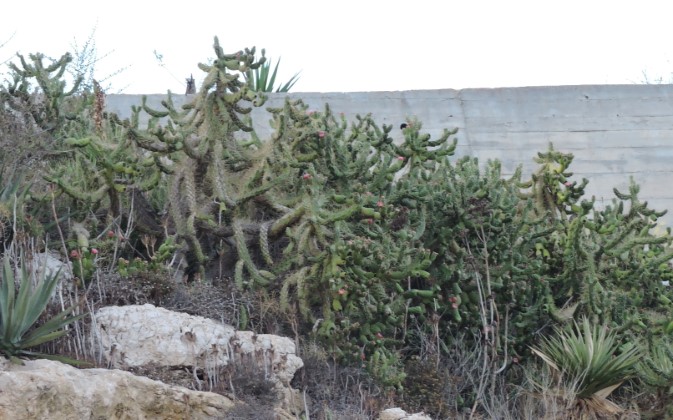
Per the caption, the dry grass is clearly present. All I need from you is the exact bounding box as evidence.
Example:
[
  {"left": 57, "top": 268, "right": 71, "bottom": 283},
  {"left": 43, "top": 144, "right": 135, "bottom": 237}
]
[{"left": 293, "top": 340, "right": 391, "bottom": 419}]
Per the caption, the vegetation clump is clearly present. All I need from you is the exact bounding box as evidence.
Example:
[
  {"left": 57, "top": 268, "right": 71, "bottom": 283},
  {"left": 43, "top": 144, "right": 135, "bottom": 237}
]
[{"left": 0, "top": 36, "right": 672, "bottom": 418}]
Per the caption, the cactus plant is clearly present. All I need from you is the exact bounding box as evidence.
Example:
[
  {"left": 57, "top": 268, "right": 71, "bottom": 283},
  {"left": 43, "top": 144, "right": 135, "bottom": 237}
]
[{"left": 1, "top": 52, "right": 84, "bottom": 136}]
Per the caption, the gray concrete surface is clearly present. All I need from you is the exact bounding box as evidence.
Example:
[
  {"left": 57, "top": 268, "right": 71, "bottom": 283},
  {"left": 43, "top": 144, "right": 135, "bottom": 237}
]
[{"left": 106, "top": 85, "right": 673, "bottom": 226}]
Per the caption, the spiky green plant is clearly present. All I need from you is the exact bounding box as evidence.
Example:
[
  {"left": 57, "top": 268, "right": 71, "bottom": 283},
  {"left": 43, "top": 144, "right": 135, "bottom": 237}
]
[
  {"left": 634, "top": 338, "right": 673, "bottom": 417},
  {"left": 639, "top": 339, "right": 673, "bottom": 398},
  {"left": 244, "top": 52, "right": 300, "bottom": 92},
  {"left": 531, "top": 317, "right": 640, "bottom": 412},
  {"left": 0, "top": 255, "right": 84, "bottom": 364}
]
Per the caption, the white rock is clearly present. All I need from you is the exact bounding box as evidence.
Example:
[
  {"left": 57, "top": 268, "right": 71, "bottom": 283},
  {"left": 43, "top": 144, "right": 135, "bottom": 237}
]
[
  {"left": 94, "top": 304, "right": 303, "bottom": 386},
  {"left": 0, "top": 358, "right": 233, "bottom": 419},
  {"left": 379, "top": 407, "right": 433, "bottom": 420},
  {"left": 380, "top": 407, "right": 409, "bottom": 420},
  {"left": 405, "top": 414, "right": 433, "bottom": 420},
  {"left": 29, "top": 251, "right": 73, "bottom": 283}
]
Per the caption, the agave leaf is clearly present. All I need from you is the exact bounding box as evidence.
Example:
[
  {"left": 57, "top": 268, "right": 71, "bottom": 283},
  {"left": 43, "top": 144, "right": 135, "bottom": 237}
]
[
  {"left": 593, "top": 381, "right": 623, "bottom": 399},
  {"left": 23, "top": 264, "right": 63, "bottom": 328},
  {"left": 19, "top": 330, "right": 69, "bottom": 349},
  {"left": 276, "top": 69, "right": 301, "bottom": 93},
  {"left": 267, "top": 60, "right": 279, "bottom": 92},
  {"left": 530, "top": 347, "right": 559, "bottom": 372},
  {"left": 0, "top": 258, "right": 16, "bottom": 343},
  {"left": 278, "top": 77, "right": 299, "bottom": 92},
  {"left": 21, "top": 308, "right": 84, "bottom": 349},
  {"left": 20, "top": 350, "right": 93, "bottom": 367},
  {"left": 12, "top": 263, "right": 38, "bottom": 339},
  {"left": 259, "top": 61, "right": 270, "bottom": 91}
]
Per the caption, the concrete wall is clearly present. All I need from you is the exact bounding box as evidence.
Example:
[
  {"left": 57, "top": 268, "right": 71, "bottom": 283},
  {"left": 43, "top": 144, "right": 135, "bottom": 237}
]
[{"left": 106, "top": 85, "right": 673, "bottom": 225}]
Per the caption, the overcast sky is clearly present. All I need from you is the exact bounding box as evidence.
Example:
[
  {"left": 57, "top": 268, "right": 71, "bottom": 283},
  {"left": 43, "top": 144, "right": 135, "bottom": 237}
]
[{"left": 3, "top": 1, "right": 673, "bottom": 94}]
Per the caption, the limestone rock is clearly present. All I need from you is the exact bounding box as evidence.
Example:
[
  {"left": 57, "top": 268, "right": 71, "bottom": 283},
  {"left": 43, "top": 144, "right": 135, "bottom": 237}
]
[
  {"left": 94, "top": 304, "right": 303, "bottom": 386},
  {"left": 379, "top": 407, "right": 433, "bottom": 420},
  {"left": 0, "top": 358, "right": 233, "bottom": 419},
  {"left": 29, "top": 252, "right": 72, "bottom": 283}
]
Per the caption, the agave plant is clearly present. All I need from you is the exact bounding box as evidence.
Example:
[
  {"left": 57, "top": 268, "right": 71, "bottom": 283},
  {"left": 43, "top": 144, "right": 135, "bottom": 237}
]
[
  {"left": 530, "top": 317, "right": 641, "bottom": 417},
  {"left": 0, "top": 254, "right": 84, "bottom": 364},
  {"left": 244, "top": 52, "right": 300, "bottom": 92}
]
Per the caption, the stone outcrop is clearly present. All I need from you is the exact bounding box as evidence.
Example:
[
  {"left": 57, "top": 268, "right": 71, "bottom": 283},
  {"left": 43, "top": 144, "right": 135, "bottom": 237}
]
[
  {"left": 94, "top": 304, "right": 303, "bottom": 386},
  {"left": 0, "top": 304, "right": 306, "bottom": 418},
  {"left": 93, "top": 304, "right": 307, "bottom": 417},
  {"left": 0, "top": 357, "right": 233, "bottom": 419}
]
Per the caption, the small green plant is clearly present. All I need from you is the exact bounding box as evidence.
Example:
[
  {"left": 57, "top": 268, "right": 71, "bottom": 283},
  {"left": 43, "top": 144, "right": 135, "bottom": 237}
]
[
  {"left": 640, "top": 340, "right": 673, "bottom": 392},
  {"left": 0, "top": 254, "right": 84, "bottom": 364},
  {"left": 68, "top": 247, "right": 97, "bottom": 286},
  {"left": 637, "top": 339, "right": 673, "bottom": 417},
  {"left": 531, "top": 317, "right": 641, "bottom": 417}
]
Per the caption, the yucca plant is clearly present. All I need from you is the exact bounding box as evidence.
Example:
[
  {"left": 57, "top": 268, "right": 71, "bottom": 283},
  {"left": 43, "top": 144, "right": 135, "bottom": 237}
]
[
  {"left": 530, "top": 318, "right": 641, "bottom": 417},
  {"left": 0, "top": 254, "right": 85, "bottom": 364},
  {"left": 244, "top": 52, "right": 300, "bottom": 92}
]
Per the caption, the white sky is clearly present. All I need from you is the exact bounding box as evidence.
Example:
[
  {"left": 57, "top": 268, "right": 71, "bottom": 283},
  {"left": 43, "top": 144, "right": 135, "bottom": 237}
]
[{"left": 3, "top": 1, "right": 673, "bottom": 94}]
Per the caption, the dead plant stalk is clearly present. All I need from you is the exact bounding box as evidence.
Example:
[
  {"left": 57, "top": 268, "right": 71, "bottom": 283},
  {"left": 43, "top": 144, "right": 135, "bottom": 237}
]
[{"left": 468, "top": 226, "right": 510, "bottom": 419}]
